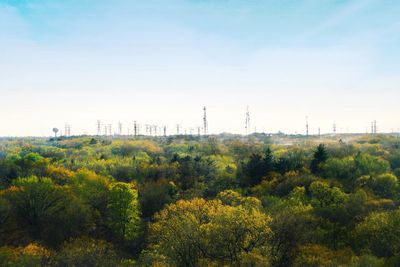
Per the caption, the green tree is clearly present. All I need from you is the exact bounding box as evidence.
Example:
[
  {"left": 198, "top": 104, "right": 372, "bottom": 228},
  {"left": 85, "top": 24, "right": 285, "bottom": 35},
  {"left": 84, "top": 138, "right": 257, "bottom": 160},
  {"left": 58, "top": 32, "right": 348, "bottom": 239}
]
[
  {"left": 146, "top": 198, "right": 272, "bottom": 267},
  {"left": 242, "top": 153, "right": 267, "bottom": 186},
  {"left": 0, "top": 243, "right": 51, "bottom": 267},
  {"left": 53, "top": 237, "right": 118, "bottom": 267},
  {"left": 2, "top": 176, "right": 92, "bottom": 246},
  {"left": 356, "top": 173, "right": 398, "bottom": 198},
  {"left": 139, "top": 179, "right": 177, "bottom": 219},
  {"left": 354, "top": 209, "right": 400, "bottom": 258},
  {"left": 309, "top": 181, "right": 349, "bottom": 249},
  {"left": 269, "top": 203, "right": 316, "bottom": 267},
  {"left": 107, "top": 182, "right": 141, "bottom": 241},
  {"left": 311, "top": 144, "right": 329, "bottom": 175}
]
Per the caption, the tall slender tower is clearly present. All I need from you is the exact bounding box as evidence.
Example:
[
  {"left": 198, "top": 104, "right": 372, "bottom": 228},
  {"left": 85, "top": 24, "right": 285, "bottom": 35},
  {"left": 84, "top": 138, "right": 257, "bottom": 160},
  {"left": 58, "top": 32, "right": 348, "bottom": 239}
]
[
  {"left": 118, "top": 122, "right": 122, "bottom": 135},
  {"left": 65, "top": 123, "right": 68, "bottom": 137},
  {"left": 137, "top": 124, "right": 140, "bottom": 136},
  {"left": 305, "top": 116, "right": 309, "bottom": 137},
  {"left": 245, "top": 106, "right": 250, "bottom": 135},
  {"left": 96, "top": 120, "right": 102, "bottom": 136},
  {"left": 203, "top": 106, "right": 208, "bottom": 135},
  {"left": 164, "top": 126, "right": 167, "bottom": 137},
  {"left": 64, "top": 123, "right": 71, "bottom": 137},
  {"left": 108, "top": 124, "right": 112, "bottom": 136},
  {"left": 134, "top": 121, "right": 138, "bottom": 137},
  {"left": 333, "top": 122, "right": 337, "bottom": 135}
]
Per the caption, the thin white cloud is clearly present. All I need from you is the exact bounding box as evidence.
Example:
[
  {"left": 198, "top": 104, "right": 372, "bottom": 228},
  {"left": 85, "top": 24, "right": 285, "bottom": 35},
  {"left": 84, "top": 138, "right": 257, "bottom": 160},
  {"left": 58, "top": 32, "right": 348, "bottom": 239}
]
[{"left": 303, "top": 0, "right": 377, "bottom": 39}]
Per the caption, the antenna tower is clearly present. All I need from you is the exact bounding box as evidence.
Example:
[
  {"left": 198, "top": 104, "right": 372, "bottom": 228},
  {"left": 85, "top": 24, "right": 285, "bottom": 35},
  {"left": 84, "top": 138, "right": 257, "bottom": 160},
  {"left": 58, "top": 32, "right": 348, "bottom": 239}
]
[
  {"left": 245, "top": 106, "right": 250, "bottom": 135},
  {"left": 64, "top": 123, "right": 71, "bottom": 137},
  {"left": 108, "top": 124, "right": 112, "bottom": 136},
  {"left": 134, "top": 121, "right": 138, "bottom": 137},
  {"left": 118, "top": 122, "right": 122, "bottom": 135},
  {"left": 203, "top": 106, "right": 208, "bottom": 135},
  {"left": 306, "top": 116, "right": 309, "bottom": 137},
  {"left": 96, "top": 120, "right": 102, "bottom": 136}
]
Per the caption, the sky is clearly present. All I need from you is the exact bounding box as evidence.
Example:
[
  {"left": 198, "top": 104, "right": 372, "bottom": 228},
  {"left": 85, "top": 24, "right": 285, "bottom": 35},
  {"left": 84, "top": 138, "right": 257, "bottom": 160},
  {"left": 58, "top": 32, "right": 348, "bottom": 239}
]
[{"left": 0, "top": 0, "right": 399, "bottom": 136}]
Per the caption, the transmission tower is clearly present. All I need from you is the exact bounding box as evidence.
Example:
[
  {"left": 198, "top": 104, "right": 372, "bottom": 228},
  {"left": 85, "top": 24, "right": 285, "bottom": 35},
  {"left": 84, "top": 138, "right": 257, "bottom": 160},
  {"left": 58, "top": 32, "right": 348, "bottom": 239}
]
[
  {"left": 245, "top": 106, "right": 250, "bottom": 135},
  {"left": 134, "top": 121, "right": 138, "bottom": 137},
  {"left": 176, "top": 124, "right": 180, "bottom": 135},
  {"left": 305, "top": 116, "right": 309, "bottom": 137},
  {"left": 64, "top": 123, "right": 71, "bottom": 137},
  {"left": 96, "top": 120, "right": 102, "bottom": 136},
  {"left": 108, "top": 124, "right": 112, "bottom": 136},
  {"left": 203, "top": 106, "right": 208, "bottom": 135},
  {"left": 333, "top": 122, "right": 337, "bottom": 135},
  {"left": 118, "top": 122, "right": 122, "bottom": 135},
  {"left": 164, "top": 126, "right": 167, "bottom": 137}
]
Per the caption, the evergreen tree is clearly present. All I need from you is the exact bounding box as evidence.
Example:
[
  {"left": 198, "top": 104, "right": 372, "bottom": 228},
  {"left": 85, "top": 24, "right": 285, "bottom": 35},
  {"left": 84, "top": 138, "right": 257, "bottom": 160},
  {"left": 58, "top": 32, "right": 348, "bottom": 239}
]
[{"left": 311, "top": 144, "right": 329, "bottom": 175}]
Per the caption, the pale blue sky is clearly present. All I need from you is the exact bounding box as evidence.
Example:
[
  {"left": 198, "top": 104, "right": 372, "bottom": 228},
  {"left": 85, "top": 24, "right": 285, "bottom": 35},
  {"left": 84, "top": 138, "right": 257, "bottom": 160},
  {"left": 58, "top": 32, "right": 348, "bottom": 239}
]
[{"left": 0, "top": 0, "right": 399, "bottom": 136}]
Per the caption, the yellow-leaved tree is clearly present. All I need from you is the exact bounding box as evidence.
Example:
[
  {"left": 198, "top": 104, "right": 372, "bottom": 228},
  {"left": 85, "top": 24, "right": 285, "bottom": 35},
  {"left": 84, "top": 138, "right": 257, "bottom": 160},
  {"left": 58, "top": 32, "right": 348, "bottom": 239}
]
[{"left": 141, "top": 191, "right": 271, "bottom": 267}]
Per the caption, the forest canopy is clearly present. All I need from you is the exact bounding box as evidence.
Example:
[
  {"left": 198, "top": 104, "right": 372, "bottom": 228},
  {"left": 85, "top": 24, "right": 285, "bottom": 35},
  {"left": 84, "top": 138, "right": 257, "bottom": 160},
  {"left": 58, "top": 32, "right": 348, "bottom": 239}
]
[{"left": 0, "top": 134, "right": 400, "bottom": 266}]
